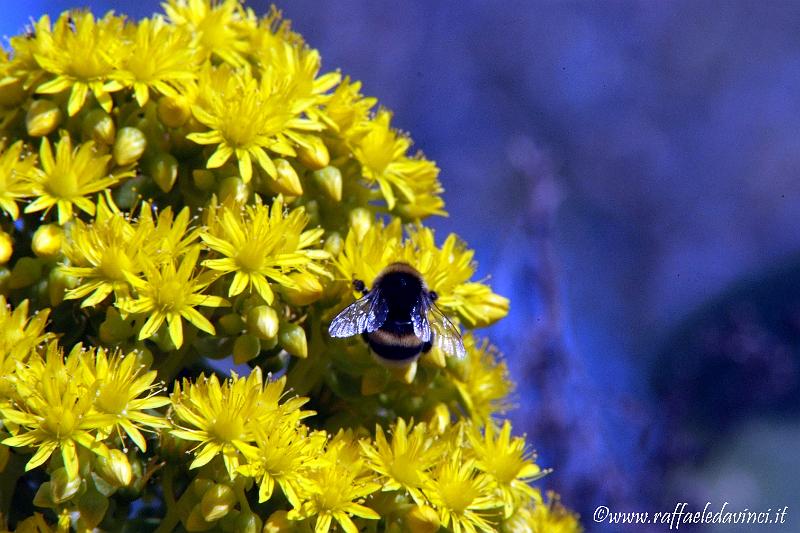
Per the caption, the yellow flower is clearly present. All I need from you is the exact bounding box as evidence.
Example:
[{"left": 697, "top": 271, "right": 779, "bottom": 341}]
[
  {"left": 469, "top": 420, "right": 544, "bottom": 517},
  {"left": 32, "top": 11, "right": 125, "bottom": 116},
  {"left": 333, "top": 220, "right": 509, "bottom": 328},
  {"left": 352, "top": 109, "right": 441, "bottom": 211},
  {"left": 25, "top": 134, "right": 133, "bottom": 225},
  {"left": 61, "top": 196, "right": 155, "bottom": 307},
  {"left": 423, "top": 448, "right": 498, "bottom": 533},
  {"left": 201, "top": 196, "right": 329, "bottom": 304},
  {"left": 163, "top": 0, "right": 252, "bottom": 68},
  {"left": 240, "top": 417, "right": 326, "bottom": 507},
  {"left": 170, "top": 369, "right": 310, "bottom": 478},
  {"left": 187, "top": 65, "right": 324, "bottom": 183},
  {"left": 1, "top": 342, "right": 110, "bottom": 480},
  {"left": 289, "top": 432, "right": 380, "bottom": 533},
  {"left": 323, "top": 77, "right": 376, "bottom": 142},
  {"left": 452, "top": 335, "right": 513, "bottom": 423},
  {"left": 109, "top": 17, "right": 199, "bottom": 106},
  {"left": 116, "top": 246, "right": 227, "bottom": 348},
  {"left": 504, "top": 490, "right": 582, "bottom": 533},
  {"left": 359, "top": 419, "right": 441, "bottom": 505},
  {"left": 77, "top": 347, "right": 169, "bottom": 451},
  {"left": 0, "top": 298, "right": 51, "bottom": 403},
  {"left": 0, "top": 140, "right": 36, "bottom": 220}
]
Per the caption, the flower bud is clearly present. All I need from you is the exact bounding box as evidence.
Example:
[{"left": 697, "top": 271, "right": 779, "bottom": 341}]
[
  {"left": 113, "top": 127, "right": 147, "bottom": 166},
  {"left": 233, "top": 333, "right": 261, "bottom": 365},
  {"left": 26, "top": 99, "right": 61, "bottom": 137},
  {"left": 200, "top": 483, "right": 236, "bottom": 522},
  {"left": 406, "top": 505, "right": 440, "bottom": 533},
  {"left": 8, "top": 257, "right": 42, "bottom": 289},
  {"left": 76, "top": 487, "right": 109, "bottom": 529},
  {"left": 147, "top": 152, "right": 179, "bottom": 192},
  {"left": 271, "top": 158, "right": 303, "bottom": 196},
  {"left": 191, "top": 477, "right": 215, "bottom": 498},
  {"left": 312, "top": 165, "right": 342, "bottom": 202},
  {"left": 99, "top": 308, "right": 134, "bottom": 344},
  {"left": 0, "top": 78, "right": 25, "bottom": 107},
  {"left": 323, "top": 232, "right": 343, "bottom": 257},
  {"left": 233, "top": 510, "right": 262, "bottom": 533},
  {"left": 0, "top": 231, "right": 12, "bottom": 264},
  {"left": 49, "top": 467, "right": 82, "bottom": 504},
  {"left": 31, "top": 224, "right": 63, "bottom": 259},
  {"left": 281, "top": 272, "right": 323, "bottom": 306},
  {"left": 158, "top": 94, "right": 191, "bottom": 128},
  {"left": 186, "top": 506, "right": 215, "bottom": 531},
  {"left": 348, "top": 207, "right": 372, "bottom": 241},
  {"left": 48, "top": 267, "right": 77, "bottom": 307},
  {"left": 81, "top": 108, "right": 116, "bottom": 145},
  {"left": 264, "top": 510, "right": 292, "bottom": 532},
  {"left": 193, "top": 169, "right": 216, "bottom": 190},
  {"left": 296, "top": 137, "right": 330, "bottom": 169},
  {"left": 279, "top": 322, "right": 307, "bottom": 359},
  {"left": 246, "top": 305, "right": 279, "bottom": 341},
  {"left": 95, "top": 449, "right": 133, "bottom": 487},
  {"left": 218, "top": 176, "right": 249, "bottom": 204},
  {"left": 218, "top": 312, "right": 245, "bottom": 335}
]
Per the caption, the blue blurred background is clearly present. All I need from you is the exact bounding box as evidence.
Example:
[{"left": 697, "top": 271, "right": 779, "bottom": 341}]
[{"left": 4, "top": 2, "right": 799, "bottom": 531}]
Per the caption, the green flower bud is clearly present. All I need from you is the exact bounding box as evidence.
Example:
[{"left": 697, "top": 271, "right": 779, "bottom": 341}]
[
  {"left": 186, "top": 506, "right": 215, "bottom": 532},
  {"left": 33, "top": 482, "right": 56, "bottom": 509},
  {"left": 49, "top": 467, "right": 82, "bottom": 504},
  {"left": 324, "top": 232, "right": 343, "bottom": 257},
  {"left": 406, "top": 505, "right": 440, "bottom": 533},
  {"left": 247, "top": 305, "right": 279, "bottom": 341},
  {"left": 312, "top": 165, "right": 342, "bottom": 202},
  {"left": 98, "top": 308, "right": 134, "bottom": 344},
  {"left": 8, "top": 257, "right": 42, "bottom": 289},
  {"left": 0, "top": 231, "right": 12, "bottom": 264},
  {"left": 113, "top": 127, "right": 147, "bottom": 166},
  {"left": 296, "top": 137, "right": 330, "bottom": 170},
  {"left": 31, "top": 224, "right": 63, "bottom": 259},
  {"left": 348, "top": 207, "right": 373, "bottom": 241},
  {"left": 81, "top": 108, "right": 116, "bottom": 145},
  {"left": 157, "top": 94, "right": 191, "bottom": 128},
  {"left": 147, "top": 152, "right": 179, "bottom": 192},
  {"left": 233, "top": 510, "right": 262, "bottom": 533},
  {"left": 218, "top": 176, "right": 249, "bottom": 204},
  {"left": 233, "top": 333, "right": 261, "bottom": 365},
  {"left": 94, "top": 449, "right": 133, "bottom": 487},
  {"left": 0, "top": 78, "right": 25, "bottom": 107},
  {"left": 76, "top": 486, "right": 109, "bottom": 529},
  {"left": 280, "top": 272, "right": 324, "bottom": 306},
  {"left": 191, "top": 477, "right": 215, "bottom": 498},
  {"left": 193, "top": 169, "right": 216, "bottom": 191},
  {"left": 200, "top": 483, "right": 236, "bottom": 522},
  {"left": 264, "top": 510, "right": 293, "bottom": 532},
  {"left": 26, "top": 99, "right": 62, "bottom": 137},
  {"left": 279, "top": 322, "right": 307, "bottom": 359},
  {"left": 271, "top": 158, "right": 303, "bottom": 196},
  {"left": 218, "top": 312, "right": 245, "bottom": 335},
  {"left": 48, "top": 267, "right": 77, "bottom": 307}
]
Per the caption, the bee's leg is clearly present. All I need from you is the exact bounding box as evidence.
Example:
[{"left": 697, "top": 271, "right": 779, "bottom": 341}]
[
  {"left": 353, "top": 279, "right": 368, "bottom": 295},
  {"left": 421, "top": 340, "right": 433, "bottom": 353}
]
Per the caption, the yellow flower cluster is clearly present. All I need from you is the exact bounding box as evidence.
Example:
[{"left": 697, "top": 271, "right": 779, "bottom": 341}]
[{"left": 0, "top": 1, "right": 582, "bottom": 531}]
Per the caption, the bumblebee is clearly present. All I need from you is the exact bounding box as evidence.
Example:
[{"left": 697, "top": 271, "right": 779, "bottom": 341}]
[{"left": 328, "top": 262, "right": 466, "bottom": 364}]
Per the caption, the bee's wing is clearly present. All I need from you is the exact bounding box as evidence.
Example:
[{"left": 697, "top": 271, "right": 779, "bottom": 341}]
[
  {"left": 411, "top": 296, "right": 432, "bottom": 342},
  {"left": 328, "top": 290, "right": 388, "bottom": 338},
  {"left": 427, "top": 300, "right": 466, "bottom": 359}
]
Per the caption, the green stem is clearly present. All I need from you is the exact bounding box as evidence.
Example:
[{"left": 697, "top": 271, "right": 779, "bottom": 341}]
[
  {"left": 0, "top": 452, "right": 25, "bottom": 525},
  {"left": 155, "top": 466, "right": 179, "bottom": 533}
]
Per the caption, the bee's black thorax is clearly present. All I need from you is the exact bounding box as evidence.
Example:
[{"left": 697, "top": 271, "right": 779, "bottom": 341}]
[{"left": 374, "top": 269, "right": 424, "bottom": 320}]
